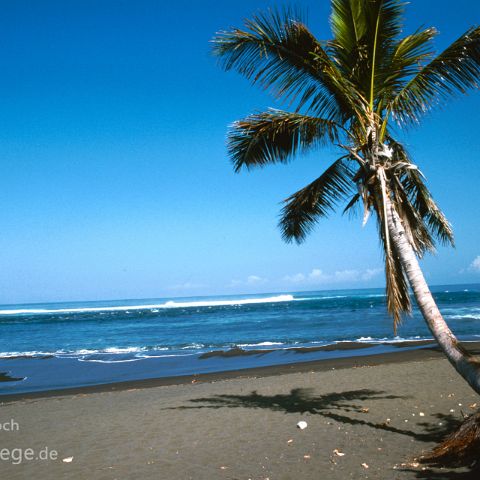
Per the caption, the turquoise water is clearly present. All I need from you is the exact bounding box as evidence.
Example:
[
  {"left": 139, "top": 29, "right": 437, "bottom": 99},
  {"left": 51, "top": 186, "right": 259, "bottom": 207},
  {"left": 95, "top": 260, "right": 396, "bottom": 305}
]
[{"left": 0, "top": 283, "right": 479, "bottom": 394}]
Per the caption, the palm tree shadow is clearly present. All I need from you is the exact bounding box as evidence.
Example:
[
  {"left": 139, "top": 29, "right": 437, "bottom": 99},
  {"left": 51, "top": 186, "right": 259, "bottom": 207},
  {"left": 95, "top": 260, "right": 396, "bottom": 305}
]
[{"left": 170, "top": 387, "right": 457, "bottom": 442}]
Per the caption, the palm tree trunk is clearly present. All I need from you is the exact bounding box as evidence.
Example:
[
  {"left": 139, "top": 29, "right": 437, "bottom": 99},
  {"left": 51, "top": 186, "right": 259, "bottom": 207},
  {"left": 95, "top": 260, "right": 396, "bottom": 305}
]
[{"left": 385, "top": 195, "right": 480, "bottom": 395}]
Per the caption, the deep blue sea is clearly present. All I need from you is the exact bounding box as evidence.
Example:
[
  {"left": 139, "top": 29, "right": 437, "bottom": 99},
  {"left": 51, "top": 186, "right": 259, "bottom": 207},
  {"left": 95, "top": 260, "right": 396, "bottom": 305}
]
[{"left": 1, "top": 283, "right": 479, "bottom": 395}]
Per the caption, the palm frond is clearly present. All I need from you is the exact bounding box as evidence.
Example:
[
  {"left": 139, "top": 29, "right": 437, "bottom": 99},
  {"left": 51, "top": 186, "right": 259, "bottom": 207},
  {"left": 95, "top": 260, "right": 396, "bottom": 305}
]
[
  {"left": 329, "top": 0, "right": 405, "bottom": 104},
  {"left": 330, "top": 0, "right": 367, "bottom": 58},
  {"left": 373, "top": 197, "right": 412, "bottom": 331},
  {"left": 388, "top": 138, "right": 455, "bottom": 246},
  {"left": 280, "top": 157, "right": 354, "bottom": 243},
  {"left": 342, "top": 192, "right": 361, "bottom": 217},
  {"left": 212, "top": 8, "right": 357, "bottom": 120},
  {"left": 390, "top": 26, "right": 480, "bottom": 125},
  {"left": 365, "top": 0, "right": 406, "bottom": 107},
  {"left": 402, "top": 169, "right": 455, "bottom": 247},
  {"left": 385, "top": 243, "right": 412, "bottom": 332},
  {"left": 379, "top": 28, "right": 437, "bottom": 102},
  {"left": 228, "top": 110, "right": 340, "bottom": 172},
  {"left": 390, "top": 175, "right": 435, "bottom": 256}
]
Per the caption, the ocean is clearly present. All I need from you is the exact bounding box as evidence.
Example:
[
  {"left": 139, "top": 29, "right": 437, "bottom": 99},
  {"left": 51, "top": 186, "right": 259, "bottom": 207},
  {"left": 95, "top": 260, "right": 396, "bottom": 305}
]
[{"left": 1, "top": 283, "right": 479, "bottom": 395}]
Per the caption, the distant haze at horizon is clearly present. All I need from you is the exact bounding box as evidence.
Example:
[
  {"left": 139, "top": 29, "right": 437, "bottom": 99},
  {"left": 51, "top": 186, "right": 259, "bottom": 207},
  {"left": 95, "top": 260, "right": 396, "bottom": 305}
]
[{"left": 1, "top": 0, "right": 480, "bottom": 303}]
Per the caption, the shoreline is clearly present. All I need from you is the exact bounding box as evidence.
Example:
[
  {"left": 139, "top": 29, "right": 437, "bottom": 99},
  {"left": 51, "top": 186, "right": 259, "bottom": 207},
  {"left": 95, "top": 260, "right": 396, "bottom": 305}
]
[
  {"left": 3, "top": 341, "right": 479, "bottom": 403},
  {"left": 0, "top": 340, "right": 480, "bottom": 404}
]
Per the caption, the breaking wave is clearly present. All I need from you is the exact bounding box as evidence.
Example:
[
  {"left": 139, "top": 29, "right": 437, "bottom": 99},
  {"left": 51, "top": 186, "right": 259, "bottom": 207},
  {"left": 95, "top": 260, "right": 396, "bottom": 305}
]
[{"left": 0, "top": 294, "right": 295, "bottom": 316}]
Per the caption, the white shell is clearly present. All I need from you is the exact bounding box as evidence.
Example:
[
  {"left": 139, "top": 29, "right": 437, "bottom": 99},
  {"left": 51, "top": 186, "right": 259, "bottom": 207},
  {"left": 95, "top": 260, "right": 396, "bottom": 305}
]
[
  {"left": 62, "top": 457, "right": 74, "bottom": 463},
  {"left": 297, "top": 421, "right": 308, "bottom": 430}
]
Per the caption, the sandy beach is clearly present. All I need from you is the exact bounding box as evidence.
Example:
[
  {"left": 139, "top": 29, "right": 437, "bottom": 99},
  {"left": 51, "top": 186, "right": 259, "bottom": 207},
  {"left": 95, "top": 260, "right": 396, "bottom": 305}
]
[{"left": 1, "top": 347, "right": 480, "bottom": 479}]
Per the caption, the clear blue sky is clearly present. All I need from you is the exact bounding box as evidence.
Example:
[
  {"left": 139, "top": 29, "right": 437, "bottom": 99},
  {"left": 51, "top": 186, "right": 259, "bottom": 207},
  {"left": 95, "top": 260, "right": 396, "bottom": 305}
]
[{"left": 1, "top": 0, "right": 479, "bottom": 304}]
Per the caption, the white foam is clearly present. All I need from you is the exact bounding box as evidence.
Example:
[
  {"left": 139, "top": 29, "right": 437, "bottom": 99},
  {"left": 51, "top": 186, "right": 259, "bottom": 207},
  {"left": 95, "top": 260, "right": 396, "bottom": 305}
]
[
  {"left": 76, "top": 349, "right": 105, "bottom": 355},
  {"left": 356, "top": 336, "right": 374, "bottom": 342},
  {"left": 103, "top": 347, "right": 144, "bottom": 354},
  {"left": 294, "top": 295, "right": 347, "bottom": 301},
  {"left": 0, "top": 294, "right": 295, "bottom": 315},
  {"left": 447, "top": 314, "right": 480, "bottom": 320},
  {"left": 78, "top": 358, "right": 143, "bottom": 363},
  {"left": 0, "top": 346, "right": 169, "bottom": 358},
  {"left": 180, "top": 343, "right": 205, "bottom": 350},
  {"left": 135, "top": 352, "right": 197, "bottom": 359},
  {"left": 354, "top": 335, "right": 429, "bottom": 344},
  {"left": 237, "top": 341, "right": 285, "bottom": 347},
  {"left": 0, "top": 350, "right": 54, "bottom": 358}
]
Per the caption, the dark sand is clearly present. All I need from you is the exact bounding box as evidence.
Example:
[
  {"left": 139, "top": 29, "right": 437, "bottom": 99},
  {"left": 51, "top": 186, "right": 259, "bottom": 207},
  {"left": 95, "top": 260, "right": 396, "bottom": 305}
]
[{"left": 1, "top": 346, "right": 479, "bottom": 479}]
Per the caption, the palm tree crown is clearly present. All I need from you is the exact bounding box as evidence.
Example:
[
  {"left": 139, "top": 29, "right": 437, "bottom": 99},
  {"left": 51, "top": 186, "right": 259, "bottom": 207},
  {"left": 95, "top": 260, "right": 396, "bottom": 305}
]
[{"left": 212, "top": 0, "right": 480, "bottom": 329}]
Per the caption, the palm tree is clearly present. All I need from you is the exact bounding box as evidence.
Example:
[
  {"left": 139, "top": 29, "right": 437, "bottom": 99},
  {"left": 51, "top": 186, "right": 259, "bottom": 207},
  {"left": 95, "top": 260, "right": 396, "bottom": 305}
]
[{"left": 212, "top": 0, "right": 480, "bottom": 396}]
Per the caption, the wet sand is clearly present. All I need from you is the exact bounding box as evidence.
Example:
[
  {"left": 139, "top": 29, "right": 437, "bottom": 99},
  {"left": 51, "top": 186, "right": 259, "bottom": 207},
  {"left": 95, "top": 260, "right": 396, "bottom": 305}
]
[{"left": 1, "top": 347, "right": 479, "bottom": 479}]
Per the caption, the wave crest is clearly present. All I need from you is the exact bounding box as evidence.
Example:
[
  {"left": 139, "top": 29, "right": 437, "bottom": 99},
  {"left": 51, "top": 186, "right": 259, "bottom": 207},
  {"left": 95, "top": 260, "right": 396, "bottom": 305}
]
[{"left": 0, "top": 294, "right": 295, "bottom": 316}]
